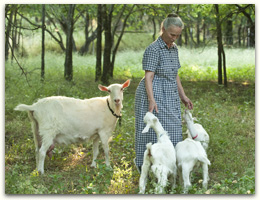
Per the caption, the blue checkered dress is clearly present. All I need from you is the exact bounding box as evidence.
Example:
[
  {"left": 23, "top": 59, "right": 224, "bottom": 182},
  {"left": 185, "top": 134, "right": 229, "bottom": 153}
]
[{"left": 134, "top": 36, "right": 182, "bottom": 167}]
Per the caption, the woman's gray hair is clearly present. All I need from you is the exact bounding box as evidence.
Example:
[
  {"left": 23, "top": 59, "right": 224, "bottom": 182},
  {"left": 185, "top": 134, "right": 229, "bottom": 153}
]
[{"left": 161, "top": 13, "right": 184, "bottom": 31}]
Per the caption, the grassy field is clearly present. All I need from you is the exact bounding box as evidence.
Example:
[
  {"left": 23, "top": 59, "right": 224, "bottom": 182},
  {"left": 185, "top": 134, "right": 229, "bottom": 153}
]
[{"left": 5, "top": 46, "right": 255, "bottom": 194}]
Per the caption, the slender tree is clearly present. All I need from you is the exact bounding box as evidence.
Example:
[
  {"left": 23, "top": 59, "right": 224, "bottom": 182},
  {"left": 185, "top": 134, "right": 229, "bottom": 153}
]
[
  {"left": 101, "top": 4, "right": 113, "bottom": 84},
  {"left": 214, "top": 4, "right": 227, "bottom": 87},
  {"left": 64, "top": 4, "right": 75, "bottom": 81},
  {"left": 41, "top": 4, "right": 45, "bottom": 81},
  {"left": 5, "top": 5, "right": 15, "bottom": 61},
  {"left": 95, "top": 4, "right": 102, "bottom": 82},
  {"left": 110, "top": 4, "right": 135, "bottom": 77}
]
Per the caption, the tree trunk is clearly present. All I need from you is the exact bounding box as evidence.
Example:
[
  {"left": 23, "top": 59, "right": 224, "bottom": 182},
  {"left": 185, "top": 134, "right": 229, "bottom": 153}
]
[
  {"left": 214, "top": 4, "right": 227, "bottom": 87},
  {"left": 95, "top": 4, "right": 102, "bottom": 82},
  {"left": 152, "top": 16, "right": 156, "bottom": 41},
  {"left": 64, "top": 4, "right": 75, "bottom": 81},
  {"left": 235, "top": 4, "right": 255, "bottom": 47},
  {"left": 41, "top": 4, "right": 45, "bottom": 81},
  {"left": 238, "top": 24, "right": 241, "bottom": 47},
  {"left": 111, "top": 5, "right": 135, "bottom": 77},
  {"left": 202, "top": 22, "right": 206, "bottom": 44},
  {"left": 101, "top": 5, "right": 113, "bottom": 84},
  {"left": 184, "top": 26, "right": 188, "bottom": 46},
  {"left": 225, "top": 17, "right": 233, "bottom": 46},
  {"left": 196, "top": 12, "right": 201, "bottom": 46},
  {"left": 5, "top": 5, "right": 14, "bottom": 61}
]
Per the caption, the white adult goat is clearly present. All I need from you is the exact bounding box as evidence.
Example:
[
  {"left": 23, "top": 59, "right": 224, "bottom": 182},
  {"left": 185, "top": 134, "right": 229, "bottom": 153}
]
[
  {"left": 14, "top": 80, "right": 130, "bottom": 174},
  {"left": 175, "top": 109, "right": 210, "bottom": 193},
  {"left": 139, "top": 112, "right": 177, "bottom": 194}
]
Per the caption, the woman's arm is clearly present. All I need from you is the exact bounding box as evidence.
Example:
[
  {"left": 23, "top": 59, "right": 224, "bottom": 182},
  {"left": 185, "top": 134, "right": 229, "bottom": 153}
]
[
  {"left": 145, "top": 70, "right": 158, "bottom": 113},
  {"left": 176, "top": 74, "right": 193, "bottom": 110}
]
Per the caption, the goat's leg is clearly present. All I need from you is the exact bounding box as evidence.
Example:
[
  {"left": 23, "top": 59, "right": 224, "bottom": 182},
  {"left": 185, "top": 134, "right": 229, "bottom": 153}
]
[
  {"left": 91, "top": 135, "right": 100, "bottom": 168},
  {"left": 38, "top": 136, "right": 54, "bottom": 174},
  {"left": 172, "top": 165, "right": 177, "bottom": 189},
  {"left": 202, "top": 163, "right": 209, "bottom": 189},
  {"left": 99, "top": 132, "right": 111, "bottom": 167},
  {"left": 152, "top": 165, "right": 167, "bottom": 194},
  {"left": 178, "top": 165, "right": 183, "bottom": 186},
  {"left": 139, "top": 152, "right": 150, "bottom": 194},
  {"left": 169, "top": 167, "right": 177, "bottom": 190},
  {"left": 182, "top": 164, "right": 193, "bottom": 194}
]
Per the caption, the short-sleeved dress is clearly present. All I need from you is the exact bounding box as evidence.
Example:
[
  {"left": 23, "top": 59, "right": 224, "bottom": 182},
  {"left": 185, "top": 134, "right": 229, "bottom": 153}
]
[{"left": 135, "top": 36, "right": 182, "bottom": 167}]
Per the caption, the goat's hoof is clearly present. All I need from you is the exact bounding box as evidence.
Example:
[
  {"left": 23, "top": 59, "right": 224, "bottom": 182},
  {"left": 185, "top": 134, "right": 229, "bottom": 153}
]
[
  {"left": 203, "top": 183, "right": 208, "bottom": 190},
  {"left": 90, "top": 163, "right": 97, "bottom": 168}
]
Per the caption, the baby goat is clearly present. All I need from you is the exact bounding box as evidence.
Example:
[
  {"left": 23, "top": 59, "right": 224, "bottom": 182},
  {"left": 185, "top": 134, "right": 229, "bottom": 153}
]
[
  {"left": 139, "top": 112, "right": 177, "bottom": 194},
  {"left": 183, "top": 109, "right": 209, "bottom": 150},
  {"left": 14, "top": 80, "right": 130, "bottom": 174},
  {"left": 176, "top": 109, "right": 210, "bottom": 193},
  {"left": 175, "top": 139, "right": 210, "bottom": 193}
]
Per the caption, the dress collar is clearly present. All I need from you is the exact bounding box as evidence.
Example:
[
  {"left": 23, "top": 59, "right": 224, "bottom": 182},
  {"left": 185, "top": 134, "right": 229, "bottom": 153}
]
[{"left": 157, "top": 36, "right": 176, "bottom": 49}]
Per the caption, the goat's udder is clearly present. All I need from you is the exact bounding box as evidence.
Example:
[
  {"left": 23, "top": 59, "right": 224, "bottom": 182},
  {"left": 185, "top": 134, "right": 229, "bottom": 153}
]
[{"left": 46, "top": 144, "right": 55, "bottom": 158}]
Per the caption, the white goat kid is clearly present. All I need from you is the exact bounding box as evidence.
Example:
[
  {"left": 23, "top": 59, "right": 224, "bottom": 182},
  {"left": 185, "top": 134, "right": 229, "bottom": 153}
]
[
  {"left": 175, "top": 139, "right": 210, "bottom": 193},
  {"left": 183, "top": 109, "right": 209, "bottom": 150},
  {"left": 176, "top": 109, "right": 210, "bottom": 193},
  {"left": 139, "top": 112, "right": 177, "bottom": 194},
  {"left": 14, "top": 80, "right": 130, "bottom": 174}
]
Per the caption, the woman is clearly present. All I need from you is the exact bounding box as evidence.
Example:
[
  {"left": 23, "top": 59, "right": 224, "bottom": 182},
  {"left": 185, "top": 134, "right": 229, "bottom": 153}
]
[{"left": 134, "top": 13, "right": 193, "bottom": 172}]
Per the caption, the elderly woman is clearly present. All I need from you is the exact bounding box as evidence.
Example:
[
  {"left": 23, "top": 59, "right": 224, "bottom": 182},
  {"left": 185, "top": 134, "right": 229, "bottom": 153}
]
[{"left": 134, "top": 13, "right": 193, "bottom": 172}]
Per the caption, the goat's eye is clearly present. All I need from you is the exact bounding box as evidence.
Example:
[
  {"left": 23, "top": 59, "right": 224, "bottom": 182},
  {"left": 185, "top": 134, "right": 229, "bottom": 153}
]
[
  {"left": 107, "top": 90, "right": 111, "bottom": 93},
  {"left": 120, "top": 88, "right": 124, "bottom": 91}
]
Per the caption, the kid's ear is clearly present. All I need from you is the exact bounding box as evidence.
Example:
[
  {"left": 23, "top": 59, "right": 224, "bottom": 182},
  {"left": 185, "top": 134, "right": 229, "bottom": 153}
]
[{"left": 142, "top": 124, "right": 151, "bottom": 133}]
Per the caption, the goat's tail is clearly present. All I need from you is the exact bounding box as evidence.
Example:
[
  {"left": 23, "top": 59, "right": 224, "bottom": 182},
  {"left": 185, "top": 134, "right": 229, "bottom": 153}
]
[
  {"left": 146, "top": 143, "right": 153, "bottom": 157},
  {"left": 198, "top": 155, "right": 211, "bottom": 165},
  {"left": 14, "top": 104, "right": 34, "bottom": 111}
]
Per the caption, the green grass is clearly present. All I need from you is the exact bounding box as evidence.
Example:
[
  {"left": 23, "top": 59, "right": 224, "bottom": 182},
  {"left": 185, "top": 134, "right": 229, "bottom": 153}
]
[{"left": 5, "top": 46, "right": 255, "bottom": 194}]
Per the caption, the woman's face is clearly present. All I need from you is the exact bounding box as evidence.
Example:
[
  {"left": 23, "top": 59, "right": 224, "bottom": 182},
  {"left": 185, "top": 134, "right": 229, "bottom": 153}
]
[{"left": 161, "top": 25, "right": 182, "bottom": 45}]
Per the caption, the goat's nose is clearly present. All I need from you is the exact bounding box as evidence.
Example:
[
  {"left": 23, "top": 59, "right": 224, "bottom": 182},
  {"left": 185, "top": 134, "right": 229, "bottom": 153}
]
[{"left": 114, "top": 99, "right": 120, "bottom": 103}]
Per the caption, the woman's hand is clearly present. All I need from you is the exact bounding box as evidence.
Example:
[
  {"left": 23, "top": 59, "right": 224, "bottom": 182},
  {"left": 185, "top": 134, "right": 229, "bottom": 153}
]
[
  {"left": 181, "top": 96, "right": 193, "bottom": 110},
  {"left": 148, "top": 99, "right": 159, "bottom": 113}
]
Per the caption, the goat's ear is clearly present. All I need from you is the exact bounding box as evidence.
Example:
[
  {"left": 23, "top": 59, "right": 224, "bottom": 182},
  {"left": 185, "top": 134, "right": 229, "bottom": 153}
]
[
  {"left": 122, "top": 79, "right": 131, "bottom": 89},
  {"left": 98, "top": 84, "right": 109, "bottom": 92},
  {"left": 142, "top": 124, "right": 150, "bottom": 133},
  {"left": 193, "top": 117, "right": 198, "bottom": 121}
]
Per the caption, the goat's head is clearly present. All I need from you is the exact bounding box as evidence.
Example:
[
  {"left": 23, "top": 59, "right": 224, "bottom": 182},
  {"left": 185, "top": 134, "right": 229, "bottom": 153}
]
[
  {"left": 183, "top": 109, "right": 195, "bottom": 123},
  {"left": 98, "top": 80, "right": 130, "bottom": 107},
  {"left": 142, "top": 112, "right": 158, "bottom": 133}
]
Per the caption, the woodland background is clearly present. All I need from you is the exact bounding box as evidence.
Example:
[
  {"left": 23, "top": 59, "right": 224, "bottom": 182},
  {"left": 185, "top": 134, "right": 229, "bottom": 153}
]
[{"left": 5, "top": 4, "right": 255, "bottom": 194}]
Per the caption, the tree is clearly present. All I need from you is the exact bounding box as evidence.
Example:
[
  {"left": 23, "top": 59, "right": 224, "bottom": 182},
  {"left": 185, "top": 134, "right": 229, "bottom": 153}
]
[
  {"left": 214, "top": 4, "right": 227, "bottom": 86},
  {"left": 5, "top": 5, "right": 15, "bottom": 61},
  {"left": 41, "top": 4, "right": 45, "bottom": 81},
  {"left": 101, "top": 4, "right": 136, "bottom": 84},
  {"left": 78, "top": 5, "right": 98, "bottom": 55},
  {"left": 110, "top": 4, "right": 135, "bottom": 77},
  {"left": 101, "top": 4, "right": 113, "bottom": 84},
  {"left": 64, "top": 4, "right": 76, "bottom": 81},
  {"left": 235, "top": 4, "right": 255, "bottom": 47},
  {"left": 95, "top": 4, "right": 102, "bottom": 82}
]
